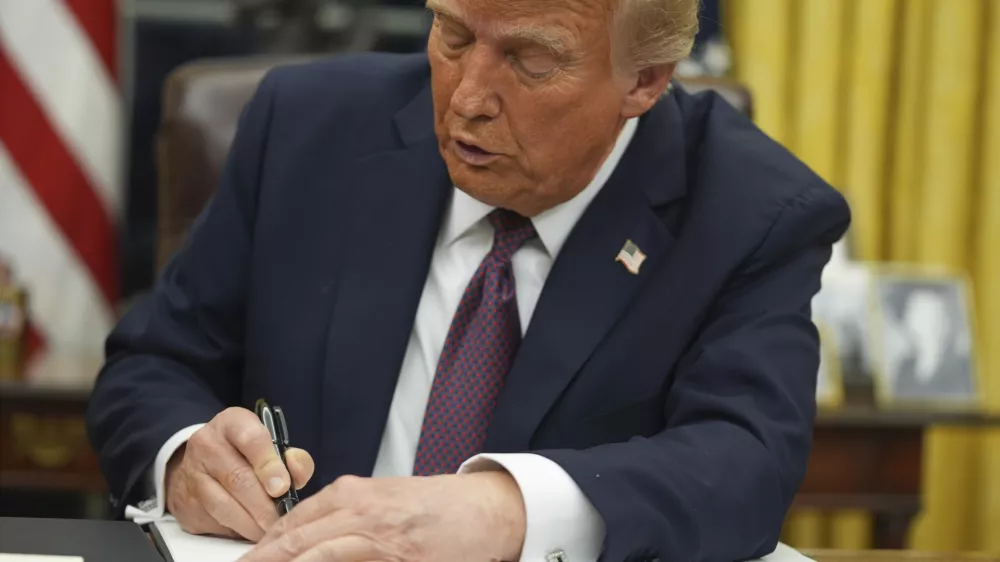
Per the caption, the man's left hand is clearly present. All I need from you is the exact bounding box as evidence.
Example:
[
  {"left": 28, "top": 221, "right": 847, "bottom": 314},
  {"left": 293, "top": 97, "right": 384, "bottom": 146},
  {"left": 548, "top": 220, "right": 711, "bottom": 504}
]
[{"left": 238, "top": 471, "right": 526, "bottom": 562}]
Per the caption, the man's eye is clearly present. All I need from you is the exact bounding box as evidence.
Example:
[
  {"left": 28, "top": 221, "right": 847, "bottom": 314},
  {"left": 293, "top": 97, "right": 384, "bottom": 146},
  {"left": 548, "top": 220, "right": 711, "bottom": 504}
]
[
  {"left": 443, "top": 36, "right": 472, "bottom": 49},
  {"left": 510, "top": 54, "right": 558, "bottom": 80},
  {"left": 436, "top": 21, "right": 473, "bottom": 50}
]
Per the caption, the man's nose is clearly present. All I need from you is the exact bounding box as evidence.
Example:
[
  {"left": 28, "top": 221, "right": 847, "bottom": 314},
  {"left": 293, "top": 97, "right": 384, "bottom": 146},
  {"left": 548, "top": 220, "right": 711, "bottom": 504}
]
[{"left": 450, "top": 46, "right": 501, "bottom": 120}]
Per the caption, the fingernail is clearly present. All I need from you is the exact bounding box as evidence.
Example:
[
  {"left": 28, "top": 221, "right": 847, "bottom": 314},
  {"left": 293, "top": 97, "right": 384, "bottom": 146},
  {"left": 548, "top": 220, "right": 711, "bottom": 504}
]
[{"left": 267, "top": 477, "right": 285, "bottom": 495}]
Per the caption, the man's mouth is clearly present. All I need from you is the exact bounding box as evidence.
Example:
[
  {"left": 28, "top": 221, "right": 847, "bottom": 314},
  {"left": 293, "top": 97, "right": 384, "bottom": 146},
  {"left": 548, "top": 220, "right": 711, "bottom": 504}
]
[
  {"left": 452, "top": 139, "right": 500, "bottom": 166},
  {"left": 457, "top": 140, "right": 494, "bottom": 154}
]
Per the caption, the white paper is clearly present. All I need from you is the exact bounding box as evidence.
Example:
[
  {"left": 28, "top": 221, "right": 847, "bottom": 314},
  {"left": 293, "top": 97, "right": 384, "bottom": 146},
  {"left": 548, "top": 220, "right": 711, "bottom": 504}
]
[
  {"left": 0, "top": 553, "right": 83, "bottom": 562},
  {"left": 758, "top": 542, "right": 816, "bottom": 562},
  {"left": 147, "top": 517, "right": 810, "bottom": 562},
  {"left": 152, "top": 520, "right": 251, "bottom": 562}
]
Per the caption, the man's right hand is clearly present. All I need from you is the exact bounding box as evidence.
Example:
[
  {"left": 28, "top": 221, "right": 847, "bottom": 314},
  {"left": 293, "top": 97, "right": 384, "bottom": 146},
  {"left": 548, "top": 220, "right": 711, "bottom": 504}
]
[{"left": 165, "top": 407, "right": 315, "bottom": 541}]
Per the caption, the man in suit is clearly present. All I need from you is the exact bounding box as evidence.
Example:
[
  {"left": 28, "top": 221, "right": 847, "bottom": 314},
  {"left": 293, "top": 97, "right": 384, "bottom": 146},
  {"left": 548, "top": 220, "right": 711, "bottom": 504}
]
[{"left": 86, "top": 0, "right": 851, "bottom": 559}]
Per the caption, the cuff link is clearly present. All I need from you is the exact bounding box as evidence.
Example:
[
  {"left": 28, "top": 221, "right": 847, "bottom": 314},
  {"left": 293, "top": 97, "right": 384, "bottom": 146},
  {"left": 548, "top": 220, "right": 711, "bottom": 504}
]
[{"left": 546, "top": 550, "right": 568, "bottom": 562}]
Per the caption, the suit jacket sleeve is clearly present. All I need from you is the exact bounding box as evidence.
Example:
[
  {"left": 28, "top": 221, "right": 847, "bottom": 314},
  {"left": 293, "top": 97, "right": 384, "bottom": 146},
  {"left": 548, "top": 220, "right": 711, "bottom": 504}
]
[
  {"left": 538, "top": 182, "right": 850, "bottom": 562},
  {"left": 84, "top": 73, "right": 278, "bottom": 515}
]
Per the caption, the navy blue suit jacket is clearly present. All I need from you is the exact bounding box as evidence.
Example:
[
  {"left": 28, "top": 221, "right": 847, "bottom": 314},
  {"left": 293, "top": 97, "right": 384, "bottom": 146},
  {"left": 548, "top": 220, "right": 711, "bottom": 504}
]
[{"left": 86, "top": 53, "right": 850, "bottom": 562}]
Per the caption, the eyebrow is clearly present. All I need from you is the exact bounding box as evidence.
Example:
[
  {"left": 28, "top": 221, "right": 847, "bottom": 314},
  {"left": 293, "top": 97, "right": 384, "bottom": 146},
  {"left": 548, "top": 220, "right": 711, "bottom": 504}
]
[
  {"left": 425, "top": 0, "right": 462, "bottom": 21},
  {"left": 425, "top": 0, "right": 576, "bottom": 55},
  {"left": 497, "top": 21, "right": 574, "bottom": 55}
]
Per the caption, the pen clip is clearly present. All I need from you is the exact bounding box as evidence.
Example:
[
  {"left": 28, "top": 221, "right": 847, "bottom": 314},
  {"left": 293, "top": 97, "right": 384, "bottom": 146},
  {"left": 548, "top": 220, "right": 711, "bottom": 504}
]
[
  {"left": 254, "top": 398, "right": 269, "bottom": 420},
  {"left": 255, "top": 399, "right": 278, "bottom": 444},
  {"left": 273, "top": 406, "right": 290, "bottom": 446}
]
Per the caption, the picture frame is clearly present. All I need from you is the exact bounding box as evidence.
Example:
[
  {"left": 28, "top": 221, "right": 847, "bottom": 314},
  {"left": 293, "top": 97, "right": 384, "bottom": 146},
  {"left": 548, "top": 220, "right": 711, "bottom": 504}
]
[
  {"left": 813, "top": 261, "right": 874, "bottom": 384},
  {"left": 815, "top": 323, "right": 844, "bottom": 409},
  {"left": 868, "top": 265, "right": 980, "bottom": 409}
]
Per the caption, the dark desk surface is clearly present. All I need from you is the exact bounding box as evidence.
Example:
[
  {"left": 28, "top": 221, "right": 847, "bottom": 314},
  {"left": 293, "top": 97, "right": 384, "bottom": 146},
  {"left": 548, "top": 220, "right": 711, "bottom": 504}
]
[{"left": 0, "top": 517, "right": 162, "bottom": 561}]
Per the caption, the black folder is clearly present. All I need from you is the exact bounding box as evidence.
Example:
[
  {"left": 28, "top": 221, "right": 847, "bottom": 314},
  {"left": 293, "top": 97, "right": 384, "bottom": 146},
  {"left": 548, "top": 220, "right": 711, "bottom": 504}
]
[{"left": 0, "top": 517, "right": 162, "bottom": 562}]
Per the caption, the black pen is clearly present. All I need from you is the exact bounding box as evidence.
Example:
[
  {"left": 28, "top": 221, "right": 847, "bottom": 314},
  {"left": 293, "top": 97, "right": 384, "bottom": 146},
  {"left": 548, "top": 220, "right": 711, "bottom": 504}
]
[{"left": 255, "top": 398, "right": 300, "bottom": 515}]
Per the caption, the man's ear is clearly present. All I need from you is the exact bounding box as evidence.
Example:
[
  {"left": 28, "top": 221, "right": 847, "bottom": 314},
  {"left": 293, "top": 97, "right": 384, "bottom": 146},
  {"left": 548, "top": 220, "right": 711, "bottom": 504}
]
[{"left": 621, "top": 62, "right": 676, "bottom": 118}]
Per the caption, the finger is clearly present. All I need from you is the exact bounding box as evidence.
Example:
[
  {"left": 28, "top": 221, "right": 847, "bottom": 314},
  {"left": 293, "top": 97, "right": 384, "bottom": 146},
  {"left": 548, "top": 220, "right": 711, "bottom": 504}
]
[
  {"left": 195, "top": 473, "right": 266, "bottom": 542},
  {"left": 244, "top": 512, "right": 367, "bottom": 562},
  {"left": 257, "top": 495, "right": 325, "bottom": 547},
  {"left": 258, "top": 480, "right": 350, "bottom": 546},
  {"left": 290, "top": 536, "right": 380, "bottom": 562},
  {"left": 176, "top": 491, "right": 242, "bottom": 539},
  {"left": 212, "top": 527, "right": 243, "bottom": 540},
  {"left": 182, "top": 513, "right": 242, "bottom": 541},
  {"left": 199, "top": 437, "right": 282, "bottom": 534},
  {"left": 221, "top": 408, "right": 291, "bottom": 496},
  {"left": 283, "top": 448, "right": 315, "bottom": 490},
  {"left": 173, "top": 485, "right": 242, "bottom": 540}
]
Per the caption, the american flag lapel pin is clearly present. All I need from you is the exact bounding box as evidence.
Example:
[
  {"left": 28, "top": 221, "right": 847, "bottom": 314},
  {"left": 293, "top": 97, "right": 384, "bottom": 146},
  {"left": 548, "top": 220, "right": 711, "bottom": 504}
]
[{"left": 615, "top": 239, "right": 646, "bottom": 275}]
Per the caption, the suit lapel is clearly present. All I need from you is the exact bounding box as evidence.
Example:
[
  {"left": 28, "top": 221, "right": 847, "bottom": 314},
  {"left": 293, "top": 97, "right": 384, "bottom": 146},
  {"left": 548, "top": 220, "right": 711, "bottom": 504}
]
[
  {"left": 319, "top": 85, "right": 451, "bottom": 480},
  {"left": 485, "top": 96, "right": 690, "bottom": 453}
]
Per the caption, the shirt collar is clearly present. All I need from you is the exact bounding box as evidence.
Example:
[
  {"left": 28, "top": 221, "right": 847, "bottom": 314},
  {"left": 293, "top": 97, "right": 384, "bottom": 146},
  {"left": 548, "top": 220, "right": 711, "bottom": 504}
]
[{"left": 440, "top": 117, "right": 638, "bottom": 258}]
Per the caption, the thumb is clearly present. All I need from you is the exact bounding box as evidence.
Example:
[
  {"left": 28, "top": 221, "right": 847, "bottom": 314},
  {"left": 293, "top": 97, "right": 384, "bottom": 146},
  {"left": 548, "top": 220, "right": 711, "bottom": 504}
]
[{"left": 283, "top": 448, "right": 315, "bottom": 490}]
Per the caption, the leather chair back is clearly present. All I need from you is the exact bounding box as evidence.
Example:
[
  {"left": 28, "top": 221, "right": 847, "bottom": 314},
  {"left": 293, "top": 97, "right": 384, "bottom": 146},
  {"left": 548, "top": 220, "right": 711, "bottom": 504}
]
[
  {"left": 156, "top": 57, "right": 752, "bottom": 270},
  {"left": 156, "top": 56, "right": 308, "bottom": 270}
]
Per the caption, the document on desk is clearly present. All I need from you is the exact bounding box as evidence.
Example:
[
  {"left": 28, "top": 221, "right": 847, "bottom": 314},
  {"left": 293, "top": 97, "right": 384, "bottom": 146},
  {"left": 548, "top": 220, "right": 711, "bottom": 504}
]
[
  {"left": 148, "top": 519, "right": 251, "bottom": 562},
  {"left": 145, "top": 518, "right": 814, "bottom": 562},
  {"left": 759, "top": 542, "right": 816, "bottom": 562}
]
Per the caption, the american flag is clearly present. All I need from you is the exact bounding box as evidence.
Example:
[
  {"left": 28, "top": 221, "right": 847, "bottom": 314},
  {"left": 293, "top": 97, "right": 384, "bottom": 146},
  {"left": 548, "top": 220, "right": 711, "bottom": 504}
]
[
  {"left": 616, "top": 239, "right": 646, "bottom": 275},
  {"left": 0, "top": 0, "right": 120, "bottom": 359}
]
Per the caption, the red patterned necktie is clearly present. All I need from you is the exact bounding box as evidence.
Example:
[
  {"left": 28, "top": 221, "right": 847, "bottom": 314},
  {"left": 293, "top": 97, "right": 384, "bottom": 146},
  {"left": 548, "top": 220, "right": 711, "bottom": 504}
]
[{"left": 412, "top": 209, "right": 538, "bottom": 476}]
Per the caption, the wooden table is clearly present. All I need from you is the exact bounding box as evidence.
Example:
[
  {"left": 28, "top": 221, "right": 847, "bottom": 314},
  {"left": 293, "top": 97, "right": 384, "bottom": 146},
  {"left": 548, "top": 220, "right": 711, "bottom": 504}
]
[
  {"left": 0, "top": 355, "right": 104, "bottom": 495},
  {"left": 3, "top": 357, "right": 999, "bottom": 550},
  {"left": 796, "top": 408, "right": 1000, "bottom": 549}
]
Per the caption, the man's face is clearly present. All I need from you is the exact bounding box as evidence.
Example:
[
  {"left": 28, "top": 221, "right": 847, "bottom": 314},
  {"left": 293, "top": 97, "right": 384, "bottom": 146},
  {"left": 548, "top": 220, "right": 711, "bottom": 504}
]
[{"left": 427, "top": 0, "right": 633, "bottom": 216}]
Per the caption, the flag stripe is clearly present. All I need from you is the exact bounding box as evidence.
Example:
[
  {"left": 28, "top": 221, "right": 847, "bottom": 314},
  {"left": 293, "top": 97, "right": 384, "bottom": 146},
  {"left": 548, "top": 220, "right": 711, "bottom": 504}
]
[
  {"left": 0, "top": 0, "right": 122, "bottom": 217},
  {"left": 0, "top": 142, "right": 115, "bottom": 352},
  {"left": 61, "top": 0, "right": 117, "bottom": 80},
  {"left": 0, "top": 50, "right": 118, "bottom": 306}
]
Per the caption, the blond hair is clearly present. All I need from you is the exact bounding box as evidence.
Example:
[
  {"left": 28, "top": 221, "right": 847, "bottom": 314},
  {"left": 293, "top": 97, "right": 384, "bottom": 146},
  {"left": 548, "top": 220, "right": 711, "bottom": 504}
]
[{"left": 614, "top": 0, "right": 699, "bottom": 70}]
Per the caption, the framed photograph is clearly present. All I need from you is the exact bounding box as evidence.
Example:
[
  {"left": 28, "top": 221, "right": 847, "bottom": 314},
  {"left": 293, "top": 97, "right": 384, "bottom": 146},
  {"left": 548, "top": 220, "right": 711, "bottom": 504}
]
[
  {"left": 813, "top": 262, "right": 874, "bottom": 384},
  {"left": 815, "top": 323, "right": 844, "bottom": 409},
  {"left": 870, "top": 268, "right": 980, "bottom": 408}
]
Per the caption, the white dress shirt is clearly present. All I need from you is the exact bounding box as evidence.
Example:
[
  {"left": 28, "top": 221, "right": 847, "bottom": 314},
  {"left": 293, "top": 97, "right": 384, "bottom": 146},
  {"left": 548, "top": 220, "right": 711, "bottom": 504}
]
[{"left": 134, "top": 117, "right": 638, "bottom": 562}]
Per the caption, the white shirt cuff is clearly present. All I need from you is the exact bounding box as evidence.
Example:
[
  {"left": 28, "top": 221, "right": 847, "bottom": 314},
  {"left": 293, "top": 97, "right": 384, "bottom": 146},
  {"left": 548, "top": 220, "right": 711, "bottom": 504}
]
[
  {"left": 459, "top": 453, "right": 605, "bottom": 562},
  {"left": 124, "top": 423, "right": 206, "bottom": 524}
]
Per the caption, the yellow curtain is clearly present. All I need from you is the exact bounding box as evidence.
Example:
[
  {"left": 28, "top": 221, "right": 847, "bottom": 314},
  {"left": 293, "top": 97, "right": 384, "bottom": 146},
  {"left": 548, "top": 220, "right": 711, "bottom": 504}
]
[
  {"left": 728, "top": 0, "right": 1000, "bottom": 553},
  {"left": 972, "top": 0, "right": 1000, "bottom": 553}
]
